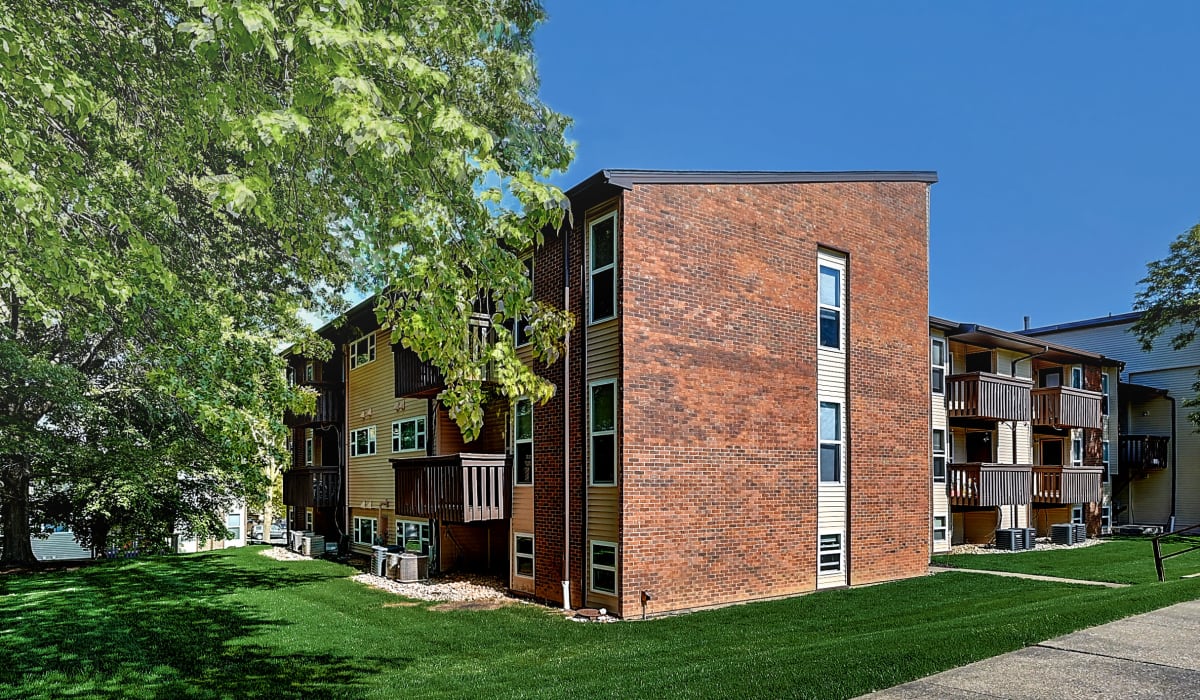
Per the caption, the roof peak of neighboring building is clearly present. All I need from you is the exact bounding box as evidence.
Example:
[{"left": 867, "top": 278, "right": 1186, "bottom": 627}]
[
  {"left": 590, "top": 169, "right": 939, "bottom": 188},
  {"left": 1020, "top": 311, "right": 1143, "bottom": 336}
]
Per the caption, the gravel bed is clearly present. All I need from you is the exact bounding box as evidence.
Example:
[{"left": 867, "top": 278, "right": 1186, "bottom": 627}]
[
  {"left": 948, "top": 537, "right": 1106, "bottom": 555},
  {"left": 352, "top": 573, "right": 514, "bottom": 603},
  {"left": 259, "top": 546, "right": 314, "bottom": 562}
]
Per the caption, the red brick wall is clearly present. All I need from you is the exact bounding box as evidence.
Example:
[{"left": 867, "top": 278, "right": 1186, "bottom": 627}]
[{"left": 618, "top": 181, "right": 931, "bottom": 614}]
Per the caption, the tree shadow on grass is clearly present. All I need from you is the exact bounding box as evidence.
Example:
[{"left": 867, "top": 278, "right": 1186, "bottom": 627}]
[{"left": 0, "top": 550, "right": 405, "bottom": 699}]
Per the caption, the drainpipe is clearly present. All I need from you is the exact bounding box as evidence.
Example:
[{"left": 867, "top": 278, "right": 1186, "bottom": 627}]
[
  {"left": 562, "top": 225, "right": 572, "bottom": 611},
  {"left": 1010, "top": 346, "right": 1049, "bottom": 529},
  {"left": 1168, "top": 394, "right": 1178, "bottom": 532},
  {"left": 343, "top": 343, "right": 351, "bottom": 554}
]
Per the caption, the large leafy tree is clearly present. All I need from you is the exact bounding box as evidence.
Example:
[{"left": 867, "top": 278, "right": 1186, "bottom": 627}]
[
  {"left": 0, "top": 0, "right": 572, "bottom": 563},
  {"left": 1133, "top": 222, "right": 1200, "bottom": 424}
]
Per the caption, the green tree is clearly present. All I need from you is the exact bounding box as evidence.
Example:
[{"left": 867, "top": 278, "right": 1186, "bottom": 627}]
[
  {"left": 0, "top": 0, "right": 572, "bottom": 563},
  {"left": 1133, "top": 222, "right": 1200, "bottom": 424}
]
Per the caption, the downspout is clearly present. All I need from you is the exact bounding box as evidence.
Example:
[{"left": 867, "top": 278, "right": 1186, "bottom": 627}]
[
  {"left": 562, "top": 225, "right": 572, "bottom": 611},
  {"left": 343, "top": 343, "right": 351, "bottom": 554},
  {"left": 1168, "top": 394, "right": 1177, "bottom": 532},
  {"left": 1009, "top": 346, "right": 1049, "bottom": 529}
]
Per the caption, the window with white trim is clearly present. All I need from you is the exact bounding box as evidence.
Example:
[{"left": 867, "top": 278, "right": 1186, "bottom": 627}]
[
  {"left": 353, "top": 516, "right": 377, "bottom": 545},
  {"left": 305, "top": 436, "right": 314, "bottom": 465},
  {"left": 1071, "top": 366, "right": 1084, "bottom": 389},
  {"left": 226, "top": 512, "right": 242, "bottom": 541},
  {"left": 515, "top": 534, "right": 534, "bottom": 579},
  {"left": 932, "top": 429, "right": 947, "bottom": 482},
  {"left": 1071, "top": 505, "right": 1084, "bottom": 525},
  {"left": 305, "top": 508, "right": 313, "bottom": 531},
  {"left": 1102, "top": 440, "right": 1110, "bottom": 482},
  {"left": 1100, "top": 372, "right": 1110, "bottom": 415},
  {"left": 590, "top": 541, "right": 617, "bottom": 594},
  {"left": 1071, "top": 435, "right": 1083, "bottom": 466},
  {"left": 349, "top": 333, "right": 376, "bottom": 369},
  {"left": 304, "top": 361, "right": 315, "bottom": 382},
  {"left": 397, "top": 520, "right": 431, "bottom": 554},
  {"left": 819, "top": 401, "right": 842, "bottom": 482},
  {"left": 933, "top": 516, "right": 948, "bottom": 542},
  {"left": 819, "top": 532, "right": 843, "bottom": 573},
  {"left": 392, "top": 417, "right": 426, "bottom": 453},
  {"left": 514, "top": 398, "right": 533, "bottom": 485},
  {"left": 819, "top": 265, "right": 842, "bottom": 349},
  {"left": 350, "top": 426, "right": 376, "bottom": 457},
  {"left": 589, "top": 213, "right": 617, "bottom": 323},
  {"left": 931, "top": 337, "right": 947, "bottom": 394},
  {"left": 1101, "top": 505, "right": 1112, "bottom": 533},
  {"left": 590, "top": 381, "right": 616, "bottom": 485}
]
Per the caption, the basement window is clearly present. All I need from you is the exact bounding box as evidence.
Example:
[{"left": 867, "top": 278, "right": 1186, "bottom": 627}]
[
  {"left": 590, "top": 541, "right": 617, "bottom": 594},
  {"left": 933, "top": 516, "right": 948, "bottom": 542},
  {"left": 398, "top": 520, "right": 431, "bottom": 554},
  {"left": 353, "top": 517, "right": 377, "bottom": 545},
  {"left": 515, "top": 534, "right": 534, "bottom": 579},
  {"left": 819, "top": 532, "right": 843, "bottom": 574}
]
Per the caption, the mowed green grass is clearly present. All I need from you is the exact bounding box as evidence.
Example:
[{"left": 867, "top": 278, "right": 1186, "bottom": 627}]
[
  {"left": 933, "top": 537, "right": 1200, "bottom": 584},
  {"left": 4, "top": 547, "right": 1200, "bottom": 700}
]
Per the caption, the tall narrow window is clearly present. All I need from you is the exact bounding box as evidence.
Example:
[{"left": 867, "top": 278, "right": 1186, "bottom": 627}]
[
  {"left": 931, "top": 337, "right": 947, "bottom": 394},
  {"left": 515, "top": 257, "right": 534, "bottom": 346},
  {"left": 515, "top": 534, "right": 534, "bottom": 579},
  {"left": 1102, "top": 440, "right": 1110, "bottom": 482},
  {"left": 1071, "top": 366, "right": 1084, "bottom": 389},
  {"left": 305, "top": 436, "right": 313, "bottom": 465},
  {"left": 1100, "top": 373, "right": 1110, "bottom": 415},
  {"left": 1071, "top": 435, "right": 1083, "bottom": 466},
  {"left": 819, "top": 401, "right": 841, "bottom": 482},
  {"left": 304, "top": 361, "right": 315, "bottom": 382},
  {"left": 932, "top": 429, "right": 946, "bottom": 482},
  {"left": 590, "top": 541, "right": 617, "bottom": 594},
  {"left": 590, "top": 382, "right": 616, "bottom": 485},
  {"left": 589, "top": 213, "right": 617, "bottom": 323},
  {"left": 819, "top": 532, "right": 843, "bottom": 573},
  {"left": 818, "top": 265, "right": 841, "bottom": 349},
  {"left": 514, "top": 398, "right": 533, "bottom": 485}
]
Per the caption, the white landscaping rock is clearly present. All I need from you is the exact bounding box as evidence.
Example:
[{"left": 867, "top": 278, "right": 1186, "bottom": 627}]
[{"left": 948, "top": 537, "right": 1106, "bottom": 555}]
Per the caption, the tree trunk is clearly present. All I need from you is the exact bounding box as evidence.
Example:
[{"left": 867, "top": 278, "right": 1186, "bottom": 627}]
[{"left": 0, "top": 461, "right": 36, "bottom": 564}]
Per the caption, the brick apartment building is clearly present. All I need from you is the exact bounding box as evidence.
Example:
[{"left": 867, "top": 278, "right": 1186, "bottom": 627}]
[{"left": 283, "top": 169, "right": 939, "bottom": 617}]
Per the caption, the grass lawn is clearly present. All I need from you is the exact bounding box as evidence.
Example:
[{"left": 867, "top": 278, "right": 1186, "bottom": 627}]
[
  {"left": 932, "top": 536, "right": 1200, "bottom": 584},
  {"left": 4, "top": 547, "right": 1200, "bottom": 699}
]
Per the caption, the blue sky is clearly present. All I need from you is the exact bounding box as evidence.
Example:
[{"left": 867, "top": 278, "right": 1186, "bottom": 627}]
[{"left": 535, "top": 1, "right": 1200, "bottom": 330}]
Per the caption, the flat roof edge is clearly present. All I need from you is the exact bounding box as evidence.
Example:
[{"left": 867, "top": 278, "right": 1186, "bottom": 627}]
[
  {"left": 1021, "top": 311, "right": 1143, "bottom": 336},
  {"left": 602, "top": 169, "right": 939, "bottom": 188}
]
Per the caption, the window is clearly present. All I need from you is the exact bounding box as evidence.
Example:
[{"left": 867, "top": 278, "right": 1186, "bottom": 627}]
[
  {"left": 305, "top": 508, "right": 313, "bottom": 531},
  {"left": 1071, "top": 436, "right": 1083, "bottom": 466},
  {"left": 590, "top": 381, "right": 616, "bottom": 485},
  {"left": 932, "top": 429, "right": 947, "bottom": 483},
  {"left": 819, "top": 532, "right": 843, "bottom": 573},
  {"left": 392, "top": 417, "right": 426, "bottom": 453},
  {"left": 590, "top": 541, "right": 617, "bottom": 594},
  {"left": 589, "top": 213, "right": 617, "bottom": 323},
  {"left": 1070, "top": 505, "right": 1084, "bottom": 525},
  {"left": 1039, "top": 367, "right": 1062, "bottom": 388},
  {"left": 304, "top": 361, "right": 315, "bottom": 382},
  {"left": 353, "top": 516, "right": 377, "bottom": 545},
  {"left": 305, "top": 436, "right": 313, "bottom": 465},
  {"left": 1101, "top": 505, "right": 1112, "bottom": 533},
  {"left": 818, "top": 265, "right": 841, "bottom": 349},
  {"left": 515, "top": 257, "right": 534, "bottom": 346},
  {"left": 350, "top": 333, "right": 376, "bottom": 369},
  {"left": 350, "top": 426, "right": 376, "bottom": 457},
  {"left": 931, "top": 337, "right": 947, "bottom": 394},
  {"left": 819, "top": 401, "right": 841, "bottom": 482},
  {"left": 226, "top": 512, "right": 242, "bottom": 541},
  {"left": 514, "top": 399, "right": 533, "bottom": 485},
  {"left": 1071, "top": 366, "right": 1084, "bottom": 390},
  {"left": 1101, "top": 373, "right": 1110, "bottom": 415},
  {"left": 1101, "top": 440, "right": 1110, "bottom": 482},
  {"left": 398, "top": 520, "right": 431, "bottom": 554},
  {"left": 515, "top": 534, "right": 534, "bottom": 579},
  {"left": 933, "top": 516, "right": 948, "bottom": 542}
]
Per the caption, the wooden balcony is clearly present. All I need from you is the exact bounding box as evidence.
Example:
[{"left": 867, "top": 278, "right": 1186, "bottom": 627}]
[
  {"left": 1032, "top": 465, "right": 1103, "bottom": 504},
  {"left": 283, "top": 466, "right": 341, "bottom": 508},
  {"left": 1032, "top": 386, "right": 1102, "bottom": 429},
  {"left": 284, "top": 382, "right": 344, "bottom": 429},
  {"left": 392, "top": 453, "right": 507, "bottom": 523},
  {"left": 394, "top": 313, "right": 494, "bottom": 398},
  {"left": 1120, "top": 435, "right": 1170, "bottom": 473},
  {"left": 947, "top": 463, "right": 1033, "bottom": 507},
  {"left": 946, "top": 373, "right": 1032, "bottom": 422}
]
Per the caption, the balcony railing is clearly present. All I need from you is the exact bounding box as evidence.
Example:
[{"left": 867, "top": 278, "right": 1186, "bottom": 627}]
[
  {"left": 947, "top": 463, "right": 1033, "bottom": 507},
  {"left": 946, "top": 373, "right": 1032, "bottom": 422},
  {"left": 1120, "top": 434, "right": 1170, "bottom": 472},
  {"left": 1032, "top": 465, "right": 1103, "bottom": 504},
  {"left": 392, "top": 453, "right": 507, "bottom": 523},
  {"left": 1032, "top": 385, "right": 1103, "bottom": 429},
  {"left": 284, "top": 382, "right": 344, "bottom": 429},
  {"left": 283, "top": 466, "right": 341, "bottom": 509},
  {"left": 394, "top": 313, "right": 494, "bottom": 398}
]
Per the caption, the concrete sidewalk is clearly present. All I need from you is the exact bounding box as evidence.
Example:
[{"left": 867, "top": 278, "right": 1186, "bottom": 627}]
[{"left": 860, "top": 600, "right": 1200, "bottom": 699}]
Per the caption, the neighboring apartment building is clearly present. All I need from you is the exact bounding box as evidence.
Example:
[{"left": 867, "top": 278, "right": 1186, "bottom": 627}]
[
  {"left": 283, "top": 169, "right": 938, "bottom": 617},
  {"left": 1023, "top": 312, "right": 1186, "bottom": 530},
  {"left": 928, "top": 319, "right": 1118, "bottom": 550}
]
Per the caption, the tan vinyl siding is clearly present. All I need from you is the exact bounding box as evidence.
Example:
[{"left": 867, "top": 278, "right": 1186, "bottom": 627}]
[
  {"left": 816, "top": 250, "right": 847, "bottom": 587},
  {"left": 347, "top": 328, "right": 399, "bottom": 509},
  {"left": 1126, "top": 367, "right": 1197, "bottom": 524},
  {"left": 587, "top": 319, "right": 619, "bottom": 381}
]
